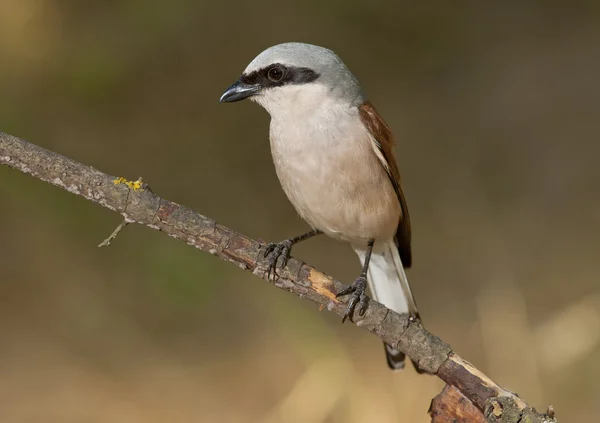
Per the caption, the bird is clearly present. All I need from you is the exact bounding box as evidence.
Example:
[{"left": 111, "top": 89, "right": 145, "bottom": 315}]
[{"left": 220, "top": 42, "right": 419, "bottom": 370}]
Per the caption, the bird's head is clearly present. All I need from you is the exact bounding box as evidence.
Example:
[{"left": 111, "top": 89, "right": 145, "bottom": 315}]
[{"left": 220, "top": 42, "right": 364, "bottom": 117}]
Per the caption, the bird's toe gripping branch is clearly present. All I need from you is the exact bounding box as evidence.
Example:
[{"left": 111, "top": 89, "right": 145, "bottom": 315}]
[
  {"left": 263, "top": 239, "right": 294, "bottom": 279},
  {"left": 336, "top": 274, "right": 369, "bottom": 323}
]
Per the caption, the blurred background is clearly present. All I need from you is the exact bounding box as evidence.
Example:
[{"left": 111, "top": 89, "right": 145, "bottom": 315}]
[{"left": 0, "top": 1, "right": 599, "bottom": 422}]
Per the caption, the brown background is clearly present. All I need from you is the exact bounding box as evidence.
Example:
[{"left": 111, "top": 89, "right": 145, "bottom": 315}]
[{"left": 1, "top": 1, "right": 599, "bottom": 422}]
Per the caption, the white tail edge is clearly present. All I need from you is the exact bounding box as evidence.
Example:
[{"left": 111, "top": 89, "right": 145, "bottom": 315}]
[{"left": 354, "top": 239, "right": 419, "bottom": 370}]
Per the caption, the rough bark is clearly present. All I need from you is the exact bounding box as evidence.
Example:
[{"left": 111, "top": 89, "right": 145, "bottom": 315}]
[
  {"left": 0, "top": 132, "right": 557, "bottom": 423},
  {"left": 430, "top": 385, "right": 486, "bottom": 423}
]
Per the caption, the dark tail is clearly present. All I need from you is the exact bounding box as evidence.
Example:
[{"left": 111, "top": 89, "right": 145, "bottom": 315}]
[{"left": 385, "top": 344, "right": 406, "bottom": 370}]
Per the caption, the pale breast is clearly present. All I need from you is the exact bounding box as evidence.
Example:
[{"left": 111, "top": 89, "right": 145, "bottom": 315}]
[{"left": 269, "top": 106, "right": 401, "bottom": 245}]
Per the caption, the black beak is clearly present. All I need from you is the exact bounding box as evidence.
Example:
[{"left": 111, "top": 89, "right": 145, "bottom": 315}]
[{"left": 219, "top": 80, "right": 260, "bottom": 103}]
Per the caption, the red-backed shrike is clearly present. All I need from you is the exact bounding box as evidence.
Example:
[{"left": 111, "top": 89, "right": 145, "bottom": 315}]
[{"left": 220, "top": 43, "right": 419, "bottom": 370}]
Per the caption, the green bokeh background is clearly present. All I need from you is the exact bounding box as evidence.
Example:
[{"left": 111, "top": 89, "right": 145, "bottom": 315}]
[{"left": 1, "top": 1, "right": 599, "bottom": 422}]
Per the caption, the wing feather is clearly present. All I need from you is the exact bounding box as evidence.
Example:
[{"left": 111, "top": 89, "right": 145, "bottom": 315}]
[{"left": 359, "top": 101, "right": 412, "bottom": 268}]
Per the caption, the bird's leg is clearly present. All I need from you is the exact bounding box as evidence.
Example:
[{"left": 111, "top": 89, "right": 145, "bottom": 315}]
[
  {"left": 336, "top": 239, "right": 375, "bottom": 323},
  {"left": 264, "top": 229, "right": 322, "bottom": 278}
]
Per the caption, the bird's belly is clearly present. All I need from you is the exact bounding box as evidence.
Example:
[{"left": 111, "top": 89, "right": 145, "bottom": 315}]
[{"left": 272, "top": 137, "right": 400, "bottom": 245}]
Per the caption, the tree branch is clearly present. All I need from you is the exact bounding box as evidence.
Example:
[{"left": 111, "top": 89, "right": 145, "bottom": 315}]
[{"left": 0, "top": 132, "right": 556, "bottom": 423}]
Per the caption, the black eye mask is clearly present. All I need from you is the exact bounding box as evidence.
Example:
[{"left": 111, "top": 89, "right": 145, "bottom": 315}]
[{"left": 240, "top": 63, "right": 320, "bottom": 88}]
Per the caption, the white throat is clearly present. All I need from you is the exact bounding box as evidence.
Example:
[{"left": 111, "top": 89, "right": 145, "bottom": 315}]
[{"left": 252, "top": 83, "right": 340, "bottom": 121}]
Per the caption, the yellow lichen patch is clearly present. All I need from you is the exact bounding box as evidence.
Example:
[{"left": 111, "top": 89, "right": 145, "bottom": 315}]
[
  {"left": 113, "top": 177, "right": 145, "bottom": 191},
  {"left": 308, "top": 269, "right": 338, "bottom": 301},
  {"left": 128, "top": 178, "right": 144, "bottom": 191}
]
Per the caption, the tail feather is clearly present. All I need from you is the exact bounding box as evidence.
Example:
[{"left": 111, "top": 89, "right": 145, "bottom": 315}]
[
  {"left": 384, "top": 344, "right": 406, "bottom": 370},
  {"left": 354, "top": 240, "right": 419, "bottom": 370}
]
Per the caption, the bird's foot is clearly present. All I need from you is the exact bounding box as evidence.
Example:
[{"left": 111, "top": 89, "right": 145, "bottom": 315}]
[
  {"left": 264, "top": 239, "right": 294, "bottom": 278},
  {"left": 336, "top": 274, "right": 369, "bottom": 323}
]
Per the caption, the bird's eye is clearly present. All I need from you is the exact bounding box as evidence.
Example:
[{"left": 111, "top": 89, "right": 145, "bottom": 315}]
[{"left": 267, "top": 66, "right": 285, "bottom": 82}]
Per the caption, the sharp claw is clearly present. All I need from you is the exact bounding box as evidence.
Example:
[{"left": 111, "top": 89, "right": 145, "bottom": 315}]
[
  {"left": 340, "top": 293, "right": 358, "bottom": 324},
  {"left": 342, "top": 303, "right": 355, "bottom": 323},
  {"left": 347, "top": 297, "right": 358, "bottom": 312},
  {"left": 281, "top": 248, "right": 290, "bottom": 268},
  {"left": 337, "top": 275, "right": 369, "bottom": 323},
  {"left": 358, "top": 295, "right": 369, "bottom": 316},
  {"left": 264, "top": 243, "right": 275, "bottom": 258},
  {"left": 335, "top": 285, "right": 354, "bottom": 298},
  {"left": 263, "top": 240, "right": 293, "bottom": 279}
]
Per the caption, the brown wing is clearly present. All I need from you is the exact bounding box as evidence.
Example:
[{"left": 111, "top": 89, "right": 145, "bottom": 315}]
[{"left": 359, "top": 101, "right": 412, "bottom": 268}]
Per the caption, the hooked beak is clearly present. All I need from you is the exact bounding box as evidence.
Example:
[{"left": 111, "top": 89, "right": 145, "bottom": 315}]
[{"left": 219, "top": 80, "right": 260, "bottom": 103}]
